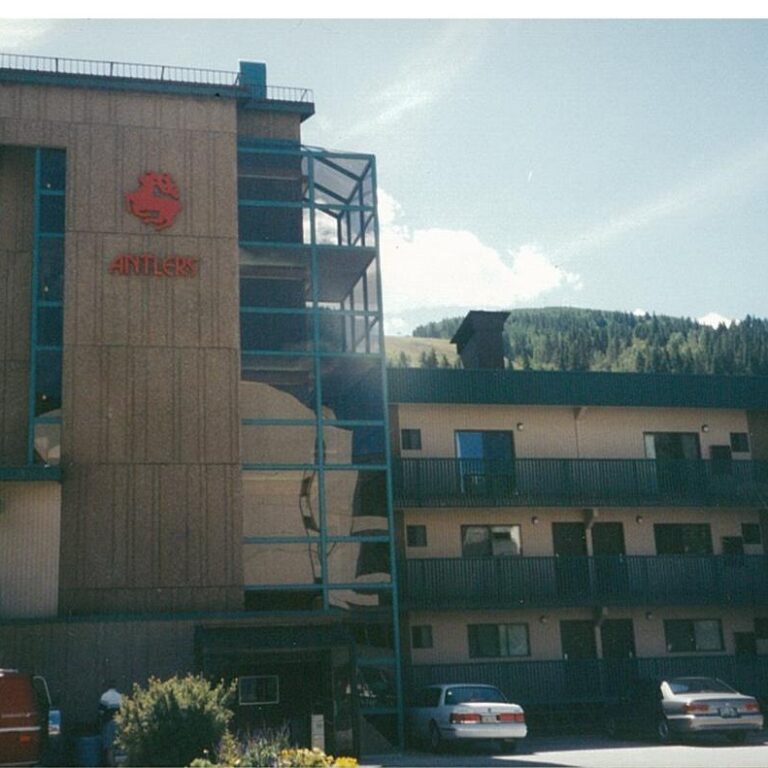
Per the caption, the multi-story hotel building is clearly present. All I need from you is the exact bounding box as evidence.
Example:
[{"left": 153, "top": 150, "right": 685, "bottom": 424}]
[
  {"left": 0, "top": 53, "right": 400, "bottom": 754},
  {"left": 390, "top": 312, "right": 768, "bottom": 717},
  {"left": 1, "top": 53, "right": 767, "bottom": 756}
]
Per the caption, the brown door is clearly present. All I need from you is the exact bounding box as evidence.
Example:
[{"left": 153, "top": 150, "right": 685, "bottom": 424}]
[
  {"left": 553, "top": 523, "right": 589, "bottom": 600},
  {"left": 592, "top": 523, "right": 627, "bottom": 601}
]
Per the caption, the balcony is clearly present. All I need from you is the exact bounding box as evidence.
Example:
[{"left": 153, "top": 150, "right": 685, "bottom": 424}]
[
  {"left": 401, "top": 555, "right": 768, "bottom": 610},
  {"left": 393, "top": 457, "right": 768, "bottom": 508},
  {"left": 408, "top": 655, "right": 768, "bottom": 706}
]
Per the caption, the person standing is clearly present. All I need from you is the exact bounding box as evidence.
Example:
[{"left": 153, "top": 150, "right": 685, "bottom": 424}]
[{"left": 99, "top": 682, "right": 122, "bottom": 766}]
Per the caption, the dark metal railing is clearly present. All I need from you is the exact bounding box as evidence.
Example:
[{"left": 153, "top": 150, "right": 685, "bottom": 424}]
[
  {"left": 401, "top": 555, "right": 768, "bottom": 609},
  {"left": 407, "top": 655, "right": 768, "bottom": 706},
  {"left": 0, "top": 52, "right": 313, "bottom": 103},
  {"left": 393, "top": 457, "right": 768, "bottom": 507}
]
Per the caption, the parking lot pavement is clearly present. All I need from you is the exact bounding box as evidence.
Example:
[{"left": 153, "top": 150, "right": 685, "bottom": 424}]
[{"left": 363, "top": 733, "right": 768, "bottom": 768}]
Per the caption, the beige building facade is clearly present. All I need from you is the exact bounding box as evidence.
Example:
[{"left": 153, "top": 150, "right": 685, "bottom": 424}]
[{"left": 390, "top": 312, "right": 768, "bottom": 711}]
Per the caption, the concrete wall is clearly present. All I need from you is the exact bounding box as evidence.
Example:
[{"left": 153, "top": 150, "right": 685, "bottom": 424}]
[
  {"left": 394, "top": 404, "right": 751, "bottom": 460},
  {"left": 0, "top": 83, "right": 243, "bottom": 613},
  {"left": 0, "top": 146, "right": 34, "bottom": 465}
]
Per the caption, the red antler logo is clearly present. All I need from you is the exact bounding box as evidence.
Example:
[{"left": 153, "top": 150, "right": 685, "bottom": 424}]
[{"left": 126, "top": 172, "right": 182, "bottom": 231}]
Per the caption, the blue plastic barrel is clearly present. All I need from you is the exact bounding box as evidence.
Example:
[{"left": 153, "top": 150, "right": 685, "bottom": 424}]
[{"left": 74, "top": 735, "right": 102, "bottom": 767}]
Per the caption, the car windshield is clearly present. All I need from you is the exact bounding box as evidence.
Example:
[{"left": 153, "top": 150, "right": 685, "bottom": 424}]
[
  {"left": 444, "top": 686, "right": 507, "bottom": 705},
  {"left": 667, "top": 677, "right": 736, "bottom": 694}
]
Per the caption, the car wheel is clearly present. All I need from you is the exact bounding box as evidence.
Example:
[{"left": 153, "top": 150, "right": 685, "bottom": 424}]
[
  {"left": 727, "top": 732, "right": 747, "bottom": 745},
  {"left": 656, "top": 717, "right": 672, "bottom": 744},
  {"left": 429, "top": 722, "right": 443, "bottom": 753},
  {"left": 497, "top": 739, "right": 518, "bottom": 753}
]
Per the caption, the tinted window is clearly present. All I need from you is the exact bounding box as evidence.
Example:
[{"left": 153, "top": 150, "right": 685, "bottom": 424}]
[{"left": 444, "top": 686, "right": 507, "bottom": 705}]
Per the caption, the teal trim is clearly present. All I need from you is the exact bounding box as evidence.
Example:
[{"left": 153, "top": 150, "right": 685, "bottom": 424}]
[
  {"left": 0, "top": 466, "right": 62, "bottom": 481},
  {"left": 241, "top": 418, "right": 316, "bottom": 426},
  {"left": 237, "top": 141, "right": 402, "bottom": 744},
  {"left": 387, "top": 367, "right": 768, "bottom": 409},
  {"left": 244, "top": 535, "right": 391, "bottom": 545},
  {"left": 371, "top": 155, "right": 405, "bottom": 748},
  {"left": 27, "top": 149, "right": 42, "bottom": 465},
  {"left": 245, "top": 583, "right": 324, "bottom": 592},
  {"left": 240, "top": 418, "right": 383, "bottom": 427},
  {"left": 238, "top": 145, "right": 375, "bottom": 161},
  {"left": 247, "top": 582, "right": 392, "bottom": 591},
  {"left": 241, "top": 349, "right": 381, "bottom": 360},
  {"left": 242, "top": 464, "right": 322, "bottom": 471},
  {"left": 0, "top": 607, "right": 333, "bottom": 625}
]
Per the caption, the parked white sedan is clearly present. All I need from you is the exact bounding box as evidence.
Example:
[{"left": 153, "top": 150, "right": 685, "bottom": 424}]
[{"left": 409, "top": 683, "right": 527, "bottom": 752}]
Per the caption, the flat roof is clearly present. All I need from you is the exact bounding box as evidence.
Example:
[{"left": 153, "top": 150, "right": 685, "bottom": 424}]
[
  {"left": 387, "top": 368, "right": 768, "bottom": 410},
  {"left": 0, "top": 52, "right": 314, "bottom": 118}
]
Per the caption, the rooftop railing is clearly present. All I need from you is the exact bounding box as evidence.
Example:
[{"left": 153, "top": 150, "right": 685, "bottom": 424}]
[
  {"left": 393, "top": 457, "right": 768, "bottom": 508},
  {"left": 407, "top": 655, "right": 768, "bottom": 706},
  {"left": 0, "top": 52, "right": 313, "bottom": 103},
  {"left": 402, "top": 554, "right": 768, "bottom": 610}
]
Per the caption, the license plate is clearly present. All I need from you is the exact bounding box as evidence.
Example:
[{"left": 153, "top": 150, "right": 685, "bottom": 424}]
[
  {"left": 720, "top": 706, "right": 737, "bottom": 718},
  {"left": 482, "top": 715, "right": 495, "bottom": 723}
]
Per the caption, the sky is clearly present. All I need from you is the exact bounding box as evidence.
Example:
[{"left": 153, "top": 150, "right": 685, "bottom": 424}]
[{"left": 2, "top": 16, "right": 768, "bottom": 334}]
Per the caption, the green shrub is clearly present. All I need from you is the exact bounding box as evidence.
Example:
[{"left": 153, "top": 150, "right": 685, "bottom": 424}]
[{"left": 115, "top": 674, "right": 234, "bottom": 767}]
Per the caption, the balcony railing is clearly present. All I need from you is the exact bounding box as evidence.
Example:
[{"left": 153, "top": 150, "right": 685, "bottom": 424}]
[
  {"left": 402, "top": 555, "right": 768, "bottom": 610},
  {"left": 407, "top": 655, "right": 768, "bottom": 706},
  {"left": 393, "top": 457, "right": 768, "bottom": 507}
]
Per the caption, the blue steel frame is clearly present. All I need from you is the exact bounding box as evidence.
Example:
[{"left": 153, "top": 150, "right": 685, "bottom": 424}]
[
  {"left": 238, "top": 141, "right": 404, "bottom": 744},
  {"left": 27, "top": 148, "right": 65, "bottom": 468}
]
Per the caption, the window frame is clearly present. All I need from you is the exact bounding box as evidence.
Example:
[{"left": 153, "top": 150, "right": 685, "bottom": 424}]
[
  {"left": 664, "top": 619, "right": 724, "bottom": 653},
  {"left": 406, "top": 524, "right": 427, "bottom": 548},
  {"left": 730, "top": 432, "right": 750, "bottom": 454},
  {"left": 461, "top": 524, "right": 522, "bottom": 557},
  {"left": 467, "top": 623, "right": 530, "bottom": 659},
  {"left": 401, "top": 428, "right": 422, "bottom": 451},
  {"left": 410, "top": 625, "right": 434, "bottom": 650}
]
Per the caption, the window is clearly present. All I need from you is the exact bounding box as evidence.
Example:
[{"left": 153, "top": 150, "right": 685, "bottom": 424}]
[
  {"left": 755, "top": 619, "right": 768, "bottom": 654},
  {"left": 468, "top": 624, "right": 529, "bottom": 658},
  {"left": 730, "top": 432, "right": 750, "bottom": 453},
  {"left": 456, "top": 431, "right": 515, "bottom": 495},
  {"left": 644, "top": 432, "right": 701, "bottom": 460},
  {"left": 742, "top": 523, "right": 761, "bottom": 545},
  {"left": 664, "top": 619, "right": 723, "bottom": 653},
  {"left": 239, "top": 675, "right": 279, "bottom": 705},
  {"left": 401, "top": 428, "right": 422, "bottom": 451},
  {"left": 654, "top": 524, "right": 713, "bottom": 555},
  {"left": 406, "top": 525, "right": 427, "bottom": 548},
  {"left": 411, "top": 625, "right": 433, "bottom": 649},
  {"left": 461, "top": 525, "right": 521, "bottom": 557}
]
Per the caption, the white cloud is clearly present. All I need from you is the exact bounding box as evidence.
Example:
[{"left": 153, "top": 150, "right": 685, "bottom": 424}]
[
  {"left": 556, "top": 138, "right": 768, "bottom": 265},
  {"left": 698, "top": 312, "right": 736, "bottom": 329},
  {"left": 378, "top": 190, "right": 581, "bottom": 332},
  {"left": 343, "top": 22, "right": 490, "bottom": 141},
  {"left": 0, "top": 20, "right": 54, "bottom": 49}
]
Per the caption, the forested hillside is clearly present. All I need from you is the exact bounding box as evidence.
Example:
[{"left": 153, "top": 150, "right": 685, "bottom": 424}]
[{"left": 408, "top": 308, "right": 768, "bottom": 375}]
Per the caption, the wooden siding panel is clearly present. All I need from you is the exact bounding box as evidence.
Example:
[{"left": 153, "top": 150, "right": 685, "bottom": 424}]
[{"left": 0, "top": 482, "right": 60, "bottom": 617}]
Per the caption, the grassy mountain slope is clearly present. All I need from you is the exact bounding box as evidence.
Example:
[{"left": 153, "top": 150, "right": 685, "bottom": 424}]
[{"left": 386, "top": 307, "right": 768, "bottom": 375}]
